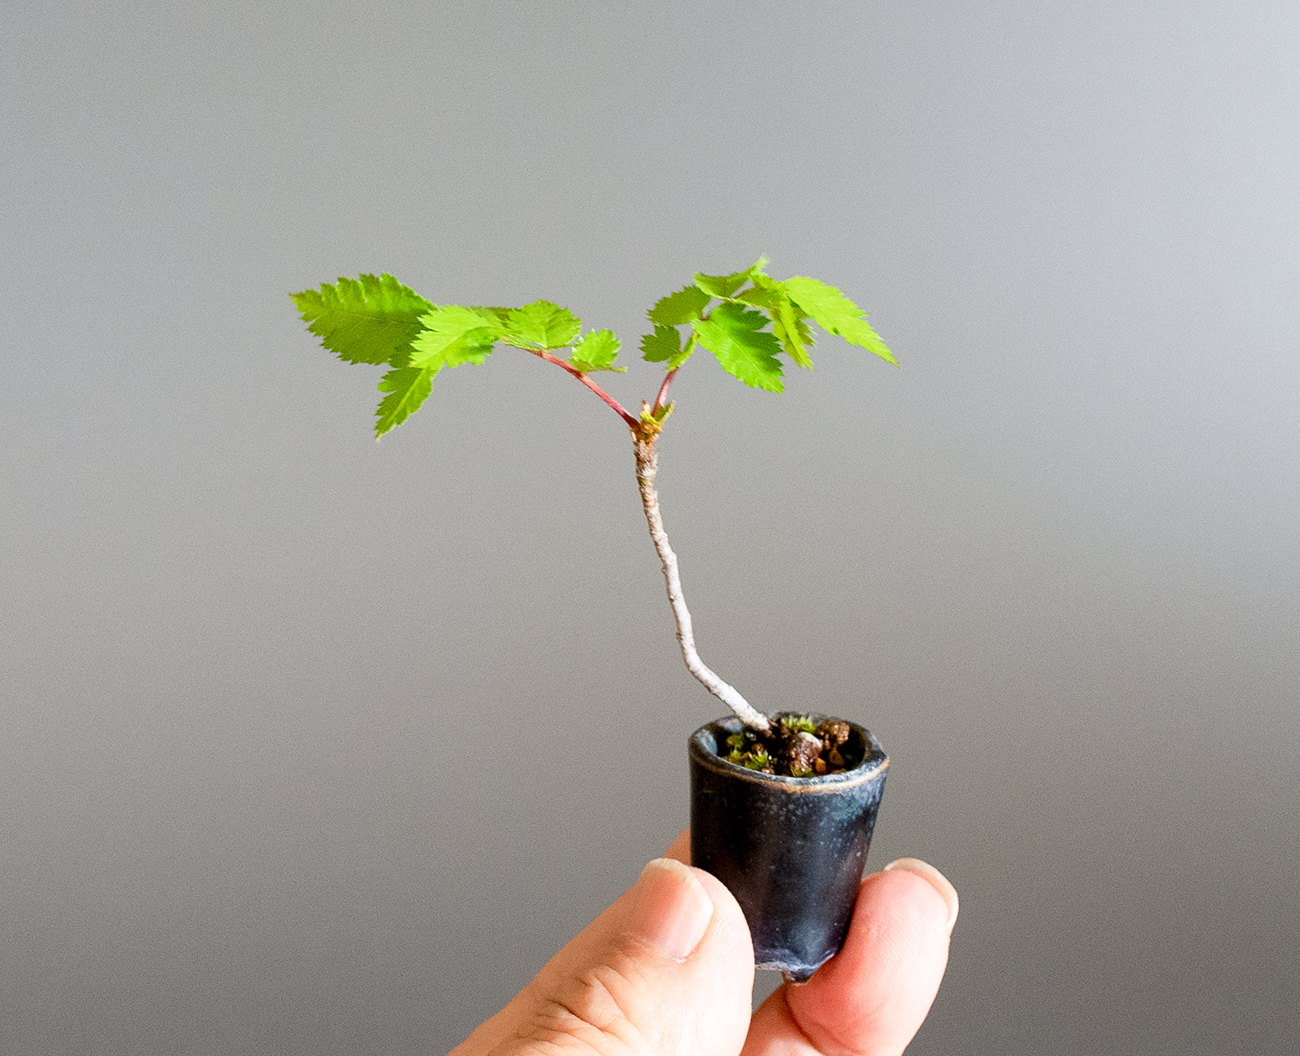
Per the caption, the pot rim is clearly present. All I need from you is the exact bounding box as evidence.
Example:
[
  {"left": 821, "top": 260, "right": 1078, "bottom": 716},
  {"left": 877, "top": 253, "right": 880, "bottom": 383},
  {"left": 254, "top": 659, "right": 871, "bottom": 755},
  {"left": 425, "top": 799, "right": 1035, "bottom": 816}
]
[{"left": 690, "top": 715, "right": 889, "bottom": 792}]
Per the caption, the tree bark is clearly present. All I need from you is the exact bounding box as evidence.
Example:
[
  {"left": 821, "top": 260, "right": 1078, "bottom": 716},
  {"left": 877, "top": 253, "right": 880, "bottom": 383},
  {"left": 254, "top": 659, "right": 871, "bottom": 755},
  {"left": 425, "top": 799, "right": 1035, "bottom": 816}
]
[{"left": 633, "top": 432, "right": 771, "bottom": 732}]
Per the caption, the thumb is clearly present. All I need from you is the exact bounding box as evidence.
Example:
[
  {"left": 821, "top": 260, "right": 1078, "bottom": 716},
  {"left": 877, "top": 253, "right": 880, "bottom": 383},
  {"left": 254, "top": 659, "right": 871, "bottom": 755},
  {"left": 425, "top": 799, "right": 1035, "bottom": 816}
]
[{"left": 453, "top": 858, "right": 754, "bottom": 1056}]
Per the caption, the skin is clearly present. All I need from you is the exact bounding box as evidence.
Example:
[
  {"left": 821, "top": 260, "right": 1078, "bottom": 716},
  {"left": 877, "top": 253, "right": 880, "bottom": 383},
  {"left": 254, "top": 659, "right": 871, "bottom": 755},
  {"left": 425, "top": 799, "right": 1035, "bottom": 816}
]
[{"left": 452, "top": 830, "right": 958, "bottom": 1056}]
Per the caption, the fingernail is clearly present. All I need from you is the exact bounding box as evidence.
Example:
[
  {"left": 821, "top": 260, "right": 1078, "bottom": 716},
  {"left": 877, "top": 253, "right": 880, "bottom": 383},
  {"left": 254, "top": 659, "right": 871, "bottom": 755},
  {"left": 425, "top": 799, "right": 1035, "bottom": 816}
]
[
  {"left": 884, "top": 858, "right": 960, "bottom": 933},
  {"left": 632, "top": 858, "right": 714, "bottom": 961}
]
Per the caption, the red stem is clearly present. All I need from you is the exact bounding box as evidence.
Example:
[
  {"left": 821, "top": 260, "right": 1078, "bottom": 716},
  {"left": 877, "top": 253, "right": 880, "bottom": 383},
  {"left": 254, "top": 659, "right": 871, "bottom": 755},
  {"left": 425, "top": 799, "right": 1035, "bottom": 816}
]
[
  {"left": 652, "top": 368, "right": 678, "bottom": 415},
  {"left": 529, "top": 348, "right": 639, "bottom": 429}
]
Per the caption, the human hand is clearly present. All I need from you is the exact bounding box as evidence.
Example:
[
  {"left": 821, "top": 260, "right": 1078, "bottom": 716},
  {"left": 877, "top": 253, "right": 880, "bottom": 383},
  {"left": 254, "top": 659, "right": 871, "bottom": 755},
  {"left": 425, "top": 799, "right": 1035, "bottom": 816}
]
[{"left": 451, "top": 829, "right": 958, "bottom": 1056}]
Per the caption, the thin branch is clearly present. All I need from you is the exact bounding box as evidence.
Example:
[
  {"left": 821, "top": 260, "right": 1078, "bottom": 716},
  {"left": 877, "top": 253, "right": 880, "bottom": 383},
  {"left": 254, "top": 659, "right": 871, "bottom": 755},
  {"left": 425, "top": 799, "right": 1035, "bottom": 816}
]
[
  {"left": 526, "top": 340, "right": 764, "bottom": 728},
  {"left": 652, "top": 367, "right": 678, "bottom": 416},
  {"left": 632, "top": 432, "right": 771, "bottom": 732},
  {"left": 526, "top": 348, "right": 639, "bottom": 429}
]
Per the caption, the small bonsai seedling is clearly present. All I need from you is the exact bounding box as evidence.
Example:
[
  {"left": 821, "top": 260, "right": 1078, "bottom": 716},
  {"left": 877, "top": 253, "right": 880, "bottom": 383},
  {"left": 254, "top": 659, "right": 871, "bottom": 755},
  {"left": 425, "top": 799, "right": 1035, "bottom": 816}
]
[{"left": 290, "top": 257, "right": 894, "bottom": 775}]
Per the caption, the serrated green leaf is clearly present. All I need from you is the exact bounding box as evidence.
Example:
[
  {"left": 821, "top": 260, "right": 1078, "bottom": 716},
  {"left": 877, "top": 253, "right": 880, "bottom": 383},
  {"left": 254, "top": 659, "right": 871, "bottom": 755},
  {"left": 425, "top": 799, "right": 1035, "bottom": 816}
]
[
  {"left": 733, "top": 286, "right": 776, "bottom": 309},
  {"left": 501, "top": 300, "right": 582, "bottom": 350},
  {"left": 740, "top": 274, "right": 815, "bottom": 368},
  {"left": 473, "top": 306, "right": 514, "bottom": 328},
  {"left": 290, "top": 273, "right": 433, "bottom": 365},
  {"left": 771, "top": 311, "right": 815, "bottom": 369},
  {"left": 569, "top": 330, "right": 625, "bottom": 372},
  {"left": 691, "top": 302, "right": 784, "bottom": 392},
  {"left": 769, "top": 288, "right": 814, "bottom": 369},
  {"left": 693, "top": 256, "right": 769, "bottom": 300},
  {"left": 647, "top": 285, "right": 711, "bottom": 326},
  {"left": 375, "top": 365, "right": 437, "bottom": 437},
  {"left": 639, "top": 323, "right": 681, "bottom": 363},
  {"left": 410, "top": 306, "right": 501, "bottom": 369},
  {"left": 667, "top": 332, "right": 697, "bottom": 370},
  {"left": 783, "top": 276, "right": 896, "bottom": 364}
]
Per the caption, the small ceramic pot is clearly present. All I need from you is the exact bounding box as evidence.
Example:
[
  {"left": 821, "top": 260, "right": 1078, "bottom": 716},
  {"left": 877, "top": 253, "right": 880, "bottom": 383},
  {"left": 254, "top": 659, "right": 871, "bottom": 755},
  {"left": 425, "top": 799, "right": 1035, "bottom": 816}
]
[{"left": 689, "top": 715, "right": 889, "bottom": 980}]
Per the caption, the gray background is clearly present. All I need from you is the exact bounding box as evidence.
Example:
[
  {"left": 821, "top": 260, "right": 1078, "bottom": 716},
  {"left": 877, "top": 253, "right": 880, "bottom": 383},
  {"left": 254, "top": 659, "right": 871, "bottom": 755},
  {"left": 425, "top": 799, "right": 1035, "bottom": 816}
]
[{"left": 3, "top": 1, "right": 1297, "bottom": 1053}]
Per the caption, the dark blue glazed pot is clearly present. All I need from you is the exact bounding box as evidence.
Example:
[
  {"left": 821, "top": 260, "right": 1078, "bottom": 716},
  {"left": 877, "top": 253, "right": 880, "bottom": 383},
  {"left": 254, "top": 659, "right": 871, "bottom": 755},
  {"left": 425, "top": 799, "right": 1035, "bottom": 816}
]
[{"left": 689, "top": 716, "right": 889, "bottom": 980}]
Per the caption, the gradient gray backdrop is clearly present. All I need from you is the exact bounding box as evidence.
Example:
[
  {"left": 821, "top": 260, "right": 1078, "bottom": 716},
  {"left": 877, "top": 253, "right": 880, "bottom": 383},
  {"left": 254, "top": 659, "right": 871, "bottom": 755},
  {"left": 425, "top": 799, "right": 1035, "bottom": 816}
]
[{"left": 4, "top": 2, "right": 1297, "bottom": 1053}]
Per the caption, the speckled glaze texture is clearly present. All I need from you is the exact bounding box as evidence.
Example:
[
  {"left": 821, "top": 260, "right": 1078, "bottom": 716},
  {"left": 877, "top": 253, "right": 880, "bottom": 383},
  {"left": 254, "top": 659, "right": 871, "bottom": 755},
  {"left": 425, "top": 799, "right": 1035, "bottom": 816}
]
[{"left": 689, "top": 716, "right": 889, "bottom": 980}]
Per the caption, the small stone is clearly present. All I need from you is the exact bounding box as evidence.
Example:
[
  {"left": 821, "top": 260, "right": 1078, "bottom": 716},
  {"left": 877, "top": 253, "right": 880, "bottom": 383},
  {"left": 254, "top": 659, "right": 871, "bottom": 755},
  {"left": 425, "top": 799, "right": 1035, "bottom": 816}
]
[
  {"left": 816, "top": 720, "right": 851, "bottom": 748},
  {"left": 784, "top": 730, "right": 823, "bottom": 774}
]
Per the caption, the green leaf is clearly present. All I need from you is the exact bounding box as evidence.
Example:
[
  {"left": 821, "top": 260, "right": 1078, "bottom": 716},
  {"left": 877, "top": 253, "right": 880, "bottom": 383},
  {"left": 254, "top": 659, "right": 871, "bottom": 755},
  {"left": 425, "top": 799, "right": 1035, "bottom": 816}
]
[
  {"left": 667, "top": 333, "right": 697, "bottom": 370},
  {"left": 769, "top": 289, "right": 814, "bottom": 369},
  {"left": 691, "top": 302, "right": 784, "bottom": 392},
  {"left": 290, "top": 273, "right": 433, "bottom": 365},
  {"left": 733, "top": 285, "right": 776, "bottom": 310},
  {"left": 501, "top": 300, "right": 582, "bottom": 350},
  {"left": 410, "top": 306, "right": 501, "bottom": 369},
  {"left": 375, "top": 365, "right": 437, "bottom": 437},
  {"left": 639, "top": 323, "right": 681, "bottom": 363},
  {"left": 740, "top": 274, "right": 814, "bottom": 369},
  {"left": 693, "top": 256, "right": 769, "bottom": 300},
  {"left": 472, "top": 306, "right": 514, "bottom": 328},
  {"left": 771, "top": 307, "right": 815, "bottom": 368},
  {"left": 569, "top": 329, "right": 625, "bottom": 372},
  {"left": 647, "top": 285, "right": 711, "bottom": 326},
  {"left": 783, "top": 276, "right": 896, "bottom": 364}
]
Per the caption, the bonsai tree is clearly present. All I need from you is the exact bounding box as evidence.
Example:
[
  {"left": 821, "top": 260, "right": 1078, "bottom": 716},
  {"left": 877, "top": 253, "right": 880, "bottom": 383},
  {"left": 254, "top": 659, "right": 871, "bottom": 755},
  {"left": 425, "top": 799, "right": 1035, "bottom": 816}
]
[{"left": 290, "top": 257, "right": 894, "bottom": 771}]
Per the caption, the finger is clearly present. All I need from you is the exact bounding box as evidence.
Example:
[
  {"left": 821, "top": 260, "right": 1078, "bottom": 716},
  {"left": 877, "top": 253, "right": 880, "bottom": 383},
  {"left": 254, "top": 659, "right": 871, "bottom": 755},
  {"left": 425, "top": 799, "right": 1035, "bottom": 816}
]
[
  {"left": 744, "top": 859, "right": 957, "bottom": 1056},
  {"left": 663, "top": 827, "right": 691, "bottom": 864},
  {"left": 453, "top": 857, "right": 753, "bottom": 1056}
]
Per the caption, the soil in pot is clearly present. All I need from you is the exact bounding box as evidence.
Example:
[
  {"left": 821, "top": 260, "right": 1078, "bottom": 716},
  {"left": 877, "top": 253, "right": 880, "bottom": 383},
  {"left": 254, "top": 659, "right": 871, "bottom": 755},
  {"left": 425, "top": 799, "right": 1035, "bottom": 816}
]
[{"left": 722, "top": 712, "right": 860, "bottom": 777}]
